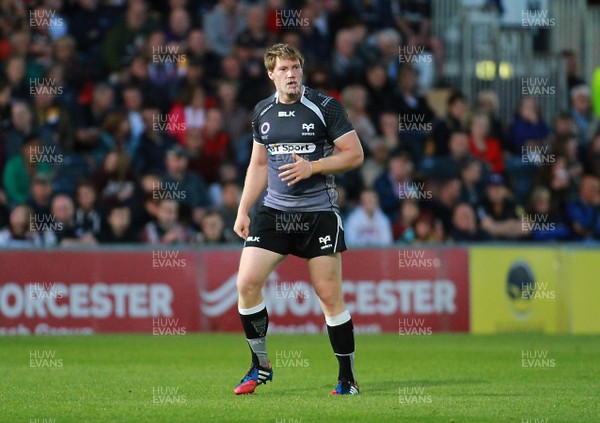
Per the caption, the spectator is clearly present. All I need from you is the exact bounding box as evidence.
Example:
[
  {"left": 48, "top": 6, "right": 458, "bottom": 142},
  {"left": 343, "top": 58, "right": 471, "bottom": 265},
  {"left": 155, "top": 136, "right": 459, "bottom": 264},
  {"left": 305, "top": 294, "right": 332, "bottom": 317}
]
[
  {"left": 143, "top": 198, "right": 188, "bottom": 244},
  {"left": 509, "top": 97, "right": 551, "bottom": 155},
  {"left": 165, "top": 7, "right": 191, "bottom": 44},
  {"left": 583, "top": 132, "right": 600, "bottom": 178},
  {"left": 167, "top": 84, "right": 207, "bottom": 145},
  {"left": 477, "top": 174, "right": 526, "bottom": 240},
  {"left": 331, "top": 29, "right": 363, "bottom": 88},
  {"left": 570, "top": 85, "right": 596, "bottom": 146},
  {"left": 341, "top": 84, "right": 376, "bottom": 147},
  {"left": 120, "top": 84, "right": 145, "bottom": 149},
  {"left": 134, "top": 102, "right": 177, "bottom": 174},
  {"left": 364, "top": 62, "right": 396, "bottom": 122},
  {"left": 195, "top": 209, "right": 228, "bottom": 244},
  {"left": 74, "top": 180, "right": 102, "bottom": 239},
  {"left": 203, "top": 0, "right": 247, "bottom": 57},
  {"left": 525, "top": 186, "right": 571, "bottom": 241},
  {"left": 395, "top": 64, "right": 435, "bottom": 160},
  {"left": 28, "top": 173, "right": 53, "bottom": 216},
  {"left": 429, "top": 177, "right": 461, "bottom": 233},
  {"left": 566, "top": 174, "right": 600, "bottom": 240},
  {"left": 198, "top": 108, "right": 231, "bottom": 184},
  {"left": 102, "top": 1, "right": 160, "bottom": 76},
  {"left": 3, "top": 101, "right": 40, "bottom": 159},
  {"left": 216, "top": 181, "right": 241, "bottom": 242},
  {"left": 428, "top": 91, "right": 468, "bottom": 157},
  {"left": 97, "top": 204, "right": 138, "bottom": 244},
  {"left": 392, "top": 0, "right": 444, "bottom": 84},
  {"left": 3, "top": 135, "right": 51, "bottom": 206},
  {"left": 449, "top": 203, "right": 489, "bottom": 242},
  {"left": 468, "top": 112, "right": 504, "bottom": 175},
  {"left": 162, "top": 144, "right": 211, "bottom": 227},
  {"left": 185, "top": 29, "right": 221, "bottom": 84},
  {"left": 374, "top": 152, "right": 414, "bottom": 221},
  {"left": 429, "top": 130, "right": 472, "bottom": 179},
  {"left": 393, "top": 199, "right": 420, "bottom": 243},
  {"left": 217, "top": 80, "right": 249, "bottom": 148},
  {"left": 48, "top": 193, "right": 96, "bottom": 246},
  {"left": 0, "top": 204, "right": 41, "bottom": 247},
  {"left": 475, "top": 90, "right": 507, "bottom": 151},
  {"left": 74, "top": 83, "right": 115, "bottom": 158},
  {"left": 414, "top": 210, "right": 444, "bottom": 243},
  {"left": 93, "top": 150, "right": 142, "bottom": 210},
  {"left": 459, "top": 158, "right": 485, "bottom": 206},
  {"left": 361, "top": 138, "right": 390, "bottom": 188},
  {"left": 345, "top": 189, "right": 393, "bottom": 247},
  {"left": 31, "top": 78, "right": 75, "bottom": 152}
]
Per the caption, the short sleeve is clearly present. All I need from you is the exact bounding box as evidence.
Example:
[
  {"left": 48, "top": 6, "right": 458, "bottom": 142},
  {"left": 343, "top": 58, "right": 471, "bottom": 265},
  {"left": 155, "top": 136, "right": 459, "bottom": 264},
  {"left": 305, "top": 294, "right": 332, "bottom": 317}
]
[{"left": 323, "top": 98, "right": 355, "bottom": 143}]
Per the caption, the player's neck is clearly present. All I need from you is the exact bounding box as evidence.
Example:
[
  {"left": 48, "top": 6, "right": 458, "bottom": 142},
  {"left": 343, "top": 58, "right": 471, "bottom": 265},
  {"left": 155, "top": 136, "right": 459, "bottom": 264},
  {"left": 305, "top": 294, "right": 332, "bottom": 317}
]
[{"left": 278, "top": 86, "right": 303, "bottom": 104}]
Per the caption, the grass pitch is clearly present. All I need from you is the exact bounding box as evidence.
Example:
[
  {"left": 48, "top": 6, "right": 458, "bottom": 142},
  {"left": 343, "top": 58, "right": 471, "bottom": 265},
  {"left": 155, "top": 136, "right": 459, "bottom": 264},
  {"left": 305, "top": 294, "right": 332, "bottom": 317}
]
[{"left": 1, "top": 333, "right": 598, "bottom": 422}]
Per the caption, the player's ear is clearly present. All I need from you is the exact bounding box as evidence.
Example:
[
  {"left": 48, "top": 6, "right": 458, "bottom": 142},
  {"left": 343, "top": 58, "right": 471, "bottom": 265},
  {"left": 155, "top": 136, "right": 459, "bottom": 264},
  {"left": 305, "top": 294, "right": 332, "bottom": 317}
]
[{"left": 267, "top": 70, "right": 274, "bottom": 81}]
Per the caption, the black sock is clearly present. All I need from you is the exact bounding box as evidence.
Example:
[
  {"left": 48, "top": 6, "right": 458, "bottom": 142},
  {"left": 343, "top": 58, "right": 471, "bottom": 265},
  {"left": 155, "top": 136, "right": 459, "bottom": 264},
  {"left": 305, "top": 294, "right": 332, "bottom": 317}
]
[
  {"left": 327, "top": 319, "right": 355, "bottom": 382},
  {"left": 239, "top": 305, "right": 269, "bottom": 367}
]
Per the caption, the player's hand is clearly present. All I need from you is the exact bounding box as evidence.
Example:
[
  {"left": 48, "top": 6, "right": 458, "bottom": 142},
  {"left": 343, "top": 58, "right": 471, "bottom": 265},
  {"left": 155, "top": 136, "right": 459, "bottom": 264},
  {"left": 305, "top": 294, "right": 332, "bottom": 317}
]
[
  {"left": 234, "top": 213, "right": 250, "bottom": 240},
  {"left": 278, "top": 153, "right": 313, "bottom": 186}
]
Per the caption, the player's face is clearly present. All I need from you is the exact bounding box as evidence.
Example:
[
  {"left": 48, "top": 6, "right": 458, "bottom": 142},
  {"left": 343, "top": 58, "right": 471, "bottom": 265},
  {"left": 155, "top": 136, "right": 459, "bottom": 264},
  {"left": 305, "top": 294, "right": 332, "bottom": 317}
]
[{"left": 268, "top": 57, "right": 303, "bottom": 103}]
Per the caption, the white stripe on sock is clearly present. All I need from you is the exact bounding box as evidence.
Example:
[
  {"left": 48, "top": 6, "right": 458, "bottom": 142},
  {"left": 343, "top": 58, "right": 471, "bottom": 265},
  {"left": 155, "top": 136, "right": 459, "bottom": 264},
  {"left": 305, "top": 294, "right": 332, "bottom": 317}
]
[
  {"left": 325, "top": 309, "right": 351, "bottom": 326},
  {"left": 239, "top": 302, "right": 266, "bottom": 315}
]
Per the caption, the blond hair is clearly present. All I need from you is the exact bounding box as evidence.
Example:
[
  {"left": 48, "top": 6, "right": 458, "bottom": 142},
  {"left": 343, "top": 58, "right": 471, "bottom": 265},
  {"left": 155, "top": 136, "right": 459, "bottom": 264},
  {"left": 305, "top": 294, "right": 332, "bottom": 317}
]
[{"left": 263, "top": 43, "right": 304, "bottom": 72}]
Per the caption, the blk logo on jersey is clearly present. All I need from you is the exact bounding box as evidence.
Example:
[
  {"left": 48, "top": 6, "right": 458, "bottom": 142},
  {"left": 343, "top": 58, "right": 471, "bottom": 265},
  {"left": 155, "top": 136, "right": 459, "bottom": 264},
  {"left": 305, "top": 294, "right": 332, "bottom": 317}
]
[
  {"left": 246, "top": 236, "right": 260, "bottom": 242},
  {"left": 266, "top": 143, "right": 316, "bottom": 155},
  {"left": 278, "top": 111, "right": 295, "bottom": 117}
]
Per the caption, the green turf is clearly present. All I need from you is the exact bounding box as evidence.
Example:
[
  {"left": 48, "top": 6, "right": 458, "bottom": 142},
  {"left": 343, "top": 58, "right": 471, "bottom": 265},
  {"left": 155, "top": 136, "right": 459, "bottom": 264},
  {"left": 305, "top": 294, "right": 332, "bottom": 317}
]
[{"left": 0, "top": 334, "right": 599, "bottom": 422}]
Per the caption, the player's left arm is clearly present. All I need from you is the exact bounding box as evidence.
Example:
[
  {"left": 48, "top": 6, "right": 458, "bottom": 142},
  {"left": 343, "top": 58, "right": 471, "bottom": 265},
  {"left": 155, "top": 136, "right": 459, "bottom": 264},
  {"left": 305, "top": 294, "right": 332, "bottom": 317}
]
[
  {"left": 278, "top": 98, "right": 363, "bottom": 186},
  {"left": 278, "top": 131, "right": 363, "bottom": 185}
]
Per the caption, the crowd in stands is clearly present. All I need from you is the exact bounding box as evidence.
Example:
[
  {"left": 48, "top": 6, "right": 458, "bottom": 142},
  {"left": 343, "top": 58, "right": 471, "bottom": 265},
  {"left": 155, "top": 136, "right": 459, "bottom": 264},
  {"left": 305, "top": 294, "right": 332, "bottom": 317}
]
[{"left": 0, "top": 0, "right": 599, "bottom": 248}]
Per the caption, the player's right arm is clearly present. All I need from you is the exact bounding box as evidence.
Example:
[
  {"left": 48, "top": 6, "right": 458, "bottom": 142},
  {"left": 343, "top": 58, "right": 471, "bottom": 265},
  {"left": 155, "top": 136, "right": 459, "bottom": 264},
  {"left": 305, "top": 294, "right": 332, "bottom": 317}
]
[{"left": 234, "top": 141, "right": 268, "bottom": 240}]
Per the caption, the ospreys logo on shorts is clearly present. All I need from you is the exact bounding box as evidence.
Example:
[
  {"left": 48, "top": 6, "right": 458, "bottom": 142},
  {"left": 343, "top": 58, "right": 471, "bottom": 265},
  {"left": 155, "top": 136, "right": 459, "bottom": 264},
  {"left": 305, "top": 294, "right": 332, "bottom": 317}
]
[
  {"left": 266, "top": 143, "right": 316, "bottom": 155},
  {"left": 319, "top": 235, "right": 332, "bottom": 250}
]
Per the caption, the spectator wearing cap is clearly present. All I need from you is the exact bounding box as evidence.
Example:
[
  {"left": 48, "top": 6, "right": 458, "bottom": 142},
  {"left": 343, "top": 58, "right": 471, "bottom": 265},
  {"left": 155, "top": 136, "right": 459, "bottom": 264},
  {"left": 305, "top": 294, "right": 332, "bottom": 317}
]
[
  {"left": 203, "top": 0, "right": 247, "bottom": 57},
  {"left": 468, "top": 112, "right": 505, "bottom": 175},
  {"left": 28, "top": 173, "right": 53, "bottom": 216},
  {"left": 345, "top": 189, "right": 393, "bottom": 247},
  {"left": 477, "top": 174, "right": 526, "bottom": 240},
  {"left": 161, "top": 144, "right": 211, "bottom": 228},
  {"left": 3, "top": 135, "right": 51, "bottom": 206},
  {"left": 566, "top": 174, "right": 600, "bottom": 240},
  {"left": 134, "top": 103, "right": 177, "bottom": 174}
]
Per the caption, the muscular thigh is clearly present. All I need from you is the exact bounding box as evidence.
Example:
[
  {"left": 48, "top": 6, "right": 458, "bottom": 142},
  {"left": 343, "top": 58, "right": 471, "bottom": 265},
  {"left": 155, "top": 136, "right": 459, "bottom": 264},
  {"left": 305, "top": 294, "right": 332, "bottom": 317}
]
[
  {"left": 237, "top": 246, "right": 285, "bottom": 288},
  {"left": 307, "top": 253, "right": 345, "bottom": 314}
]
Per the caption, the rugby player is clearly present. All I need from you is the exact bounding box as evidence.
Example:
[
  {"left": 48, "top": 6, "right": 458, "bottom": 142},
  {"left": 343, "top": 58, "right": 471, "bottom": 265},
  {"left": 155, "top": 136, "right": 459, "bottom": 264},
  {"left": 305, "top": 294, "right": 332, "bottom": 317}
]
[{"left": 233, "top": 43, "right": 364, "bottom": 396}]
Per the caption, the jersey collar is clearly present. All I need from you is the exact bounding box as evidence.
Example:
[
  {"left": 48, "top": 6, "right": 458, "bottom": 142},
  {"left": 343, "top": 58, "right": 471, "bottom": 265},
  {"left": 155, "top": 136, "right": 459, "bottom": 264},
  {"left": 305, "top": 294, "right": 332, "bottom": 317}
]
[{"left": 274, "top": 85, "right": 306, "bottom": 104}]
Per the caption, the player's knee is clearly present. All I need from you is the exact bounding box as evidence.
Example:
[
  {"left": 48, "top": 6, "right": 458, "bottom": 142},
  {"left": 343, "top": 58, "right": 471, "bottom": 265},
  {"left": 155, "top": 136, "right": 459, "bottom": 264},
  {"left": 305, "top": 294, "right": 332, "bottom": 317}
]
[
  {"left": 316, "top": 287, "right": 342, "bottom": 311},
  {"left": 236, "top": 277, "right": 263, "bottom": 298}
]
